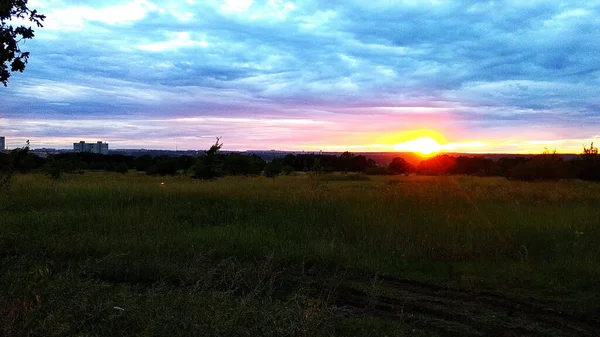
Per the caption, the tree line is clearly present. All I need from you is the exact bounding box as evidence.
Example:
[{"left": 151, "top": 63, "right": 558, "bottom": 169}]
[
  {"left": 1, "top": 141, "right": 600, "bottom": 184},
  {"left": 388, "top": 144, "right": 600, "bottom": 181}
]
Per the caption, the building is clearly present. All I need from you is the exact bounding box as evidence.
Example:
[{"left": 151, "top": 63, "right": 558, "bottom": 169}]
[
  {"left": 0, "top": 136, "right": 5, "bottom": 151},
  {"left": 73, "top": 141, "right": 109, "bottom": 155}
]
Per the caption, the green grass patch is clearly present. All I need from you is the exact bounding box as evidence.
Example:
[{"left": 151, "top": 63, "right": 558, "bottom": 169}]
[{"left": 1, "top": 173, "right": 599, "bottom": 335}]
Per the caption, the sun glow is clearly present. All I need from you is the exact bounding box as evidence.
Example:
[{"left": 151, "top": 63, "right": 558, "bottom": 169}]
[{"left": 393, "top": 137, "right": 441, "bottom": 155}]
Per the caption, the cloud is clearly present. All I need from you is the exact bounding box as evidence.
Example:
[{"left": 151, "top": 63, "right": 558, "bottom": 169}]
[
  {"left": 2, "top": 0, "right": 600, "bottom": 152},
  {"left": 137, "top": 32, "right": 209, "bottom": 51},
  {"left": 39, "top": 0, "right": 159, "bottom": 30}
]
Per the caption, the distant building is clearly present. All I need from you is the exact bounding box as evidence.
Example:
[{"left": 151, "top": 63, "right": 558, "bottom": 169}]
[
  {"left": 0, "top": 136, "right": 5, "bottom": 151},
  {"left": 73, "top": 141, "right": 109, "bottom": 155}
]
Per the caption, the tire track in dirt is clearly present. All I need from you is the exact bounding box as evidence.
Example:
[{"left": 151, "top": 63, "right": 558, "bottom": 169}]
[{"left": 328, "top": 275, "right": 600, "bottom": 336}]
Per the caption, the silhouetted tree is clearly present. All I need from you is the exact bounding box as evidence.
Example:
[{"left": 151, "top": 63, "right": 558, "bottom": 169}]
[
  {"left": 495, "top": 157, "right": 529, "bottom": 177},
  {"left": 134, "top": 154, "right": 153, "bottom": 171},
  {"left": 147, "top": 156, "right": 178, "bottom": 176},
  {"left": 264, "top": 158, "right": 283, "bottom": 178},
  {"left": 510, "top": 149, "right": 571, "bottom": 181},
  {"left": 0, "top": 151, "right": 14, "bottom": 188},
  {"left": 44, "top": 157, "right": 74, "bottom": 180},
  {"left": 450, "top": 156, "right": 495, "bottom": 176},
  {"left": 222, "top": 153, "right": 266, "bottom": 176},
  {"left": 12, "top": 147, "right": 44, "bottom": 172},
  {"left": 176, "top": 155, "right": 195, "bottom": 172},
  {"left": 574, "top": 142, "right": 600, "bottom": 181},
  {"left": 281, "top": 152, "right": 377, "bottom": 173},
  {"left": 388, "top": 157, "right": 414, "bottom": 174},
  {"left": 417, "top": 154, "right": 456, "bottom": 175},
  {"left": 192, "top": 137, "right": 224, "bottom": 179},
  {"left": 338, "top": 152, "right": 355, "bottom": 172},
  {"left": 1, "top": 0, "right": 45, "bottom": 85}
]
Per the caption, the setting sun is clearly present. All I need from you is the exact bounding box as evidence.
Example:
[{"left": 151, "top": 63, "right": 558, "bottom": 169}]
[{"left": 393, "top": 137, "right": 442, "bottom": 155}]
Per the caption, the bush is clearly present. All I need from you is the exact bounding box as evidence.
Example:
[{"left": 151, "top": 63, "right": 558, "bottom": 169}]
[
  {"left": 417, "top": 154, "right": 456, "bottom": 175},
  {"left": 574, "top": 142, "right": 600, "bottom": 181},
  {"left": 388, "top": 157, "right": 414, "bottom": 174},
  {"left": 0, "top": 152, "right": 14, "bottom": 189},
  {"left": 43, "top": 157, "right": 80, "bottom": 181},
  {"left": 192, "top": 138, "right": 224, "bottom": 180},
  {"left": 115, "top": 163, "right": 129, "bottom": 174},
  {"left": 0, "top": 168, "right": 12, "bottom": 189},
  {"left": 509, "top": 150, "right": 571, "bottom": 181},
  {"left": 222, "top": 154, "right": 266, "bottom": 176},
  {"left": 263, "top": 159, "right": 283, "bottom": 178},
  {"left": 192, "top": 162, "right": 223, "bottom": 180}
]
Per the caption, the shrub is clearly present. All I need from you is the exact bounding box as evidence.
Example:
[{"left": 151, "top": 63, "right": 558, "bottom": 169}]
[
  {"left": 388, "top": 157, "right": 414, "bottom": 174},
  {"left": 0, "top": 152, "right": 14, "bottom": 189},
  {"left": 510, "top": 150, "right": 571, "bottom": 181},
  {"left": 263, "top": 158, "right": 283, "bottom": 178},
  {"left": 115, "top": 163, "right": 129, "bottom": 174},
  {"left": 192, "top": 138, "right": 224, "bottom": 180},
  {"left": 222, "top": 154, "right": 266, "bottom": 176},
  {"left": 574, "top": 142, "right": 600, "bottom": 181},
  {"left": 417, "top": 154, "right": 456, "bottom": 175}
]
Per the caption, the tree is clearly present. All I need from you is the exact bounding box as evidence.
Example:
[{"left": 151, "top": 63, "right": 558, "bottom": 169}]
[
  {"left": 0, "top": 150, "right": 14, "bottom": 189},
  {"left": 263, "top": 158, "right": 283, "bottom": 178},
  {"left": 222, "top": 153, "right": 265, "bottom": 176},
  {"left": 510, "top": 149, "right": 571, "bottom": 181},
  {"left": 417, "top": 154, "right": 456, "bottom": 175},
  {"left": 192, "top": 137, "right": 224, "bottom": 180},
  {"left": 388, "top": 156, "right": 414, "bottom": 174},
  {"left": 574, "top": 142, "right": 600, "bottom": 181},
  {"left": 1, "top": 0, "right": 45, "bottom": 86}
]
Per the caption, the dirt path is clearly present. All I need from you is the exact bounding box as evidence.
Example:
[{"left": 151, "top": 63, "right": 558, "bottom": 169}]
[{"left": 325, "top": 275, "right": 600, "bottom": 336}]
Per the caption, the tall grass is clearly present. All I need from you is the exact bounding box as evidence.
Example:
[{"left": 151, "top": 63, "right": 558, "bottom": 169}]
[{"left": 1, "top": 173, "right": 599, "bottom": 335}]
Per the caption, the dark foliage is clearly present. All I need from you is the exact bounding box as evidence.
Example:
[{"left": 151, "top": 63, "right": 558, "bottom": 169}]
[
  {"left": 146, "top": 156, "right": 178, "bottom": 176},
  {"left": 192, "top": 138, "right": 224, "bottom": 180},
  {"left": 282, "top": 152, "right": 378, "bottom": 173},
  {"left": 411, "top": 148, "right": 600, "bottom": 182},
  {"left": 222, "top": 153, "right": 266, "bottom": 176},
  {"left": 43, "top": 156, "right": 87, "bottom": 180},
  {"left": 263, "top": 158, "right": 283, "bottom": 178},
  {"left": 134, "top": 154, "right": 153, "bottom": 172},
  {"left": 494, "top": 157, "right": 530, "bottom": 177},
  {"left": 5, "top": 142, "right": 600, "bottom": 182},
  {"left": 508, "top": 150, "right": 572, "bottom": 181},
  {"left": 53, "top": 153, "right": 131, "bottom": 173},
  {"left": 449, "top": 156, "right": 495, "bottom": 176},
  {"left": 1, "top": 0, "right": 45, "bottom": 85},
  {"left": 0, "top": 151, "right": 14, "bottom": 188},
  {"left": 417, "top": 154, "right": 456, "bottom": 175},
  {"left": 574, "top": 143, "right": 600, "bottom": 181},
  {"left": 115, "top": 163, "right": 129, "bottom": 174},
  {"left": 12, "top": 147, "right": 44, "bottom": 172},
  {"left": 388, "top": 157, "right": 414, "bottom": 174}
]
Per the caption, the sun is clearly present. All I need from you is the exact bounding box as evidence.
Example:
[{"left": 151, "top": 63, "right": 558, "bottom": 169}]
[{"left": 393, "top": 137, "right": 441, "bottom": 156}]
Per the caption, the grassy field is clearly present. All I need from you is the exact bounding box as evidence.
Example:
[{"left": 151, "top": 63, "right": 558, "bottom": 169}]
[{"left": 1, "top": 173, "right": 599, "bottom": 336}]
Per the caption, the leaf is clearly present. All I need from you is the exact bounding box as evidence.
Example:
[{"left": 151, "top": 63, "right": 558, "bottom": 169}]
[{"left": 10, "top": 57, "right": 26, "bottom": 72}]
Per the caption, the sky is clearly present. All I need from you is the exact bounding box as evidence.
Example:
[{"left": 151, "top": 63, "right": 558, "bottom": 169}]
[{"left": 1, "top": 0, "right": 600, "bottom": 153}]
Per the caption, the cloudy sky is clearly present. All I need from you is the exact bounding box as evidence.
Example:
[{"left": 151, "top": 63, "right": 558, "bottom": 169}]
[{"left": 2, "top": 0, "right": 599, "bottom": 152}]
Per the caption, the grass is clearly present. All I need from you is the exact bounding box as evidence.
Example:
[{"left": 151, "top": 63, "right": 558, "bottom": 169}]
[{"left": 1, "top": 172, "right": 599, "bottom": 336}]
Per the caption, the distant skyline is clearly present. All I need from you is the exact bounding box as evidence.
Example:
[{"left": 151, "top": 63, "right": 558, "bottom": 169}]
[{"left": 2, "top": 0, "right": 600, "bottom": 153}]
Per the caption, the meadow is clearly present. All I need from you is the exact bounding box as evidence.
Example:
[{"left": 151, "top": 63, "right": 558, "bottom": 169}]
[{"left": 1, "top": 172, "right": 599, "bottom": 336}]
